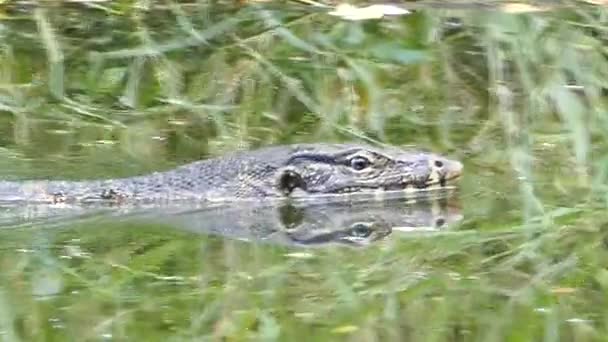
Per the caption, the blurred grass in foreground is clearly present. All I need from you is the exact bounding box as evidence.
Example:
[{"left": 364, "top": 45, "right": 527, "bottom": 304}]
[{"left": 0, "top": 0, "right": 605, "bottom": 340}]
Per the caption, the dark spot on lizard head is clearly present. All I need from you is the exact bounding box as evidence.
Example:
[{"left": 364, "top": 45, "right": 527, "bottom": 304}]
[{"left": 277, "top": 169, "right": 307, "bottom": 195}]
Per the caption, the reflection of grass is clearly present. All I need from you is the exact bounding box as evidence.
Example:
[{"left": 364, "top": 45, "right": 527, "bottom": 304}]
[
  {"left": 0, "top": 0, "right": 605, "bottom": 340},
  {"left": 0, "top": 210, "right": 605, "bottom": 340}
]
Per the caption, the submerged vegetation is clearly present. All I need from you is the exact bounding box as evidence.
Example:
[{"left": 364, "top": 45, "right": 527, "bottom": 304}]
[{"left": 0, "top": 0, "right": 606, "bottom": 340}]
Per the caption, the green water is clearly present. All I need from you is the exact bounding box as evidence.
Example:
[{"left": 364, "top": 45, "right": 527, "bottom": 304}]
[{"left": 0, "top": 1, "right": 606, "bottom": 340}]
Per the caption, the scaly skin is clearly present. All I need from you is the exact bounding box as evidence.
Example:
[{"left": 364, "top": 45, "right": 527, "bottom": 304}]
[{"left": 0, "top": 143, "right": 463, "bottom": 204}]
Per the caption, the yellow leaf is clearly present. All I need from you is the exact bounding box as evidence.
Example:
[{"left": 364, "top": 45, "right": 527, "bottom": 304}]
[
  {"left": 501, "top": 3, "right": 548, "bottom": 13},
  {"left": 331, "top": 325, "right": 359, "bottom": 334}
]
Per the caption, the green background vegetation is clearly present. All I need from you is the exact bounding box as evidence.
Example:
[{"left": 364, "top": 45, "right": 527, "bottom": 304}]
[{"left": 0, "top": 0, "right": 606, "bottom": 340}]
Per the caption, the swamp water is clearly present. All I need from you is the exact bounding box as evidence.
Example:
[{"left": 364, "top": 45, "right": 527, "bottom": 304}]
[{"left": 0, "top": 1, "right": 605, "bottom": 340}]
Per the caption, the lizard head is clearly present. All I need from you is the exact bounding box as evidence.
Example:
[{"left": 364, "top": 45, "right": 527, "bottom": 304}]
[{"left": 274, "top": 144, "right": 463, "bottom": 197}]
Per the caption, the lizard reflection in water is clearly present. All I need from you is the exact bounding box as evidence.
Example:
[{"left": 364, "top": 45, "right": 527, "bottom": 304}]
[
  {"left": 0, "top": 196, "right": 462, "bottom": 248},
  {"left": 0, "top": 143, "right": 464, "bottom": 247},
  {"left": 135, "top": 196, "right": 463, "bottom": 247}
]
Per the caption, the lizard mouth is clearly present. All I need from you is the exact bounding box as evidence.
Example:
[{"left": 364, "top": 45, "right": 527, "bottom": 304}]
[
  {"left": 330, "top": 177, "right": 461, "bottom": 194},
  {"left": 331, "top": 166, "right": 464, "bottom": 194}
]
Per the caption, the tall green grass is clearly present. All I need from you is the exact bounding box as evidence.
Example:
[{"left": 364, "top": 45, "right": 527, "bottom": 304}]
[{"left": 0, "top": 0, "right": 606, "bottom": 340}]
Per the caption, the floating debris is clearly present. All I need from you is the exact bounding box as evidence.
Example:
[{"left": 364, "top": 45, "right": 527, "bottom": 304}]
[{"left": 328, "top": 3, "right": 411, "bottom": 21}]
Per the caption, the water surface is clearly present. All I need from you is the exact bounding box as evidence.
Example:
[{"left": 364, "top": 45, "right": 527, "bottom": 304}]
[{"left": 0, "top": 1, "right": 605, "bottom": 340}]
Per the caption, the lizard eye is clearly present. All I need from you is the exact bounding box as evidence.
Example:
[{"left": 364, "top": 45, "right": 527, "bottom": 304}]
[
  {"left": 349, "top": 223, "right": 372, "bottom": 238},
  {"left": 350, "top": 156, "right": 371, "bottom": 171},
  {"left": 434, "top": 160, "right": 444, "bottom": 168}
]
